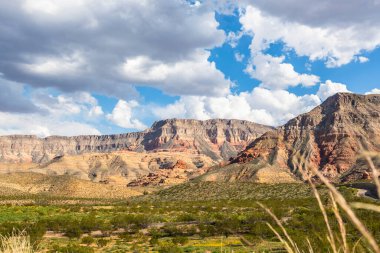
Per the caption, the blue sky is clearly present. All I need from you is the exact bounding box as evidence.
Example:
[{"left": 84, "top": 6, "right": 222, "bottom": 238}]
[{"left": 0, "top": 0, "right": 379, "bottom": 136}]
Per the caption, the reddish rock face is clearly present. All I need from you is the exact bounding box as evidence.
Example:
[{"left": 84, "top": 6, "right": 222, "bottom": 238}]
[
  {"left": 232, "top": 93, "right": 380, "bottom": 181},
  {"left": 0, "top": 119, "right": 272, "bottom": 163}
]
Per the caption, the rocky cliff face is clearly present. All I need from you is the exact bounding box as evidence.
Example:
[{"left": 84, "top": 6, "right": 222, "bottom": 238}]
[
  {"left": 0, "top": 119, "right": 272, "bottom": 163},
  {"left": 230, "top": 93, "right": 380, "bottom": 181}
]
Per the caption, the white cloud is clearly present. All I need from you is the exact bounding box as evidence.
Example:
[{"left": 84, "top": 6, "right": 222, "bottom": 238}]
[
  {"left": 240, "top": 5, "right": 380, "bottom": 67},
  {"left": 0, "top": 112, "right": 100, "bottom": 137},
  {"left": 120, "top": 50, "right": 231, "bottom": 96},
  {"left": 32, "top": 91, "right": 103, "bottom": 118},
  {"left": 152, "top": 87, "right": 321, "bottom": 126},
  {"left": 227, "top": 31, "right": 244, "bottom": 48},
  {"left": 245, "top": 87, "right": 321, "bottom": 122},
  {"left": 0, "top": 0, "right": 227, "bottom": 98},
  {"left": 234, "top": 52, "right": 244, "bottom": 62},
  {"left": 0, "top": 78, "right": 38, "bottom": 113},
  {"left": 317, "top": 80, "right": 351, "bottom": 101},
  {"left": 358, "top": 56, "right": 370, "bottom": 63},
  {"left": 0, "top": 87, "right": 105, "bottom": 136},
  {"left": 238, "top": 0, "right": 380, "bottom": 28},
  {"left": 21, "top": 52, "right": 87, "bottom": 77},
  {"left": 107, "top": 100, "right": 147, "bottom": 130},
  {"left": 365, "top": 88, "right": 380, "bottom": 95},
  {"left": 22, "top": 0, "right": 86, "bottom": 17},
  {"left": 245, "top": 53, "right": 320, "bottom": 89}
]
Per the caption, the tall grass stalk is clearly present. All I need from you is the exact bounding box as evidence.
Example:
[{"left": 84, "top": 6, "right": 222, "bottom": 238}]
[
  {"left": 0, "top": 230, "right": 34, "bottom": 253},
  {"left": 330, "top": 192, "right": 348, "bottom": 253},
  {"left": 261, "top": 151, "right": 380, "bottom": 253},
  {"left": 309, "top": 165, "right": 379, "bottom": 252}
]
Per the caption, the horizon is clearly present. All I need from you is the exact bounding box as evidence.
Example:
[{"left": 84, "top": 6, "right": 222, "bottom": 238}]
[
  {"left": 0, "top": 1, "right": 379, "bottom": 137},
  {"left": 0, "top": 91, "right": 371, "bottom": 138}
]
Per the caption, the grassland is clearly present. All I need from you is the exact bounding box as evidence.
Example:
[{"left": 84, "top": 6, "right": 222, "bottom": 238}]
[{"left": 0, "top": 182, "right": 378, "bottom": 252}]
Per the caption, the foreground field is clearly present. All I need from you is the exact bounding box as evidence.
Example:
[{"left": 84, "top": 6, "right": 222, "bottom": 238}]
[{"left": 0, "top": 182, "right": 379, "bottom": 252}]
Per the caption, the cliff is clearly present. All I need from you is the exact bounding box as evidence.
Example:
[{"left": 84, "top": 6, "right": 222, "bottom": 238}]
[
  {"left": 201, "top": 93, "right": 380, "bottom": 183},
  {"left": 0, "top": 119, "right": 273, "bottom": 163}
]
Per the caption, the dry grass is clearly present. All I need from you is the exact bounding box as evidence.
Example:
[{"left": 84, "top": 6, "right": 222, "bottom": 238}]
[
  {"left": 261, "top": 150, "right": 380, "bottom": 253},
  {"left": 0, "top": 231, "right": 34, "bottom": 253}
]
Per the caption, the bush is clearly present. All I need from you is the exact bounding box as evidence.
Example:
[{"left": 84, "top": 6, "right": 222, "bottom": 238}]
[
  {"left": 81, "top": 236, "right": 94, "bottom": 245},
  {"left": 64, "top": 223, "right": 83, "bottom": 239},
  {"left": 80, "top": 215, "right": 100, "bottom": 233},
  {"left": 157, "top": 240, "right": 183, "bottom": 253},
  {"left": 28, "top": 221, "right": 47, "bottom": 245},
  {"left": 110, "top": 214, "right": 149, "bottom": 229},
  {"left": 96, "top": 238, "right": 109, "bottom": 248},
  {"left": 50, "top": 243, "right": 94, "bottom": 253},
  {"left": 172, "top": 236, "right": 188, "bottom": 245},
  {"left": 176, "top": 213, "right": 196, "bottom": 222}
]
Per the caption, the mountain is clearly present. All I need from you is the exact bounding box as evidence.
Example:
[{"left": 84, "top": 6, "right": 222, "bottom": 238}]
[
  {"left": 200, "top": 93, "right": 380, "bottom": 183},
  {"left": 0, "top": 119, "right": 271, "bottom": 163},
  {"left": 0, "top": 119, "right": 272, "bottom": 186},
  {"left": 0, "top": 151, "right": 216, "bottom": 186},
  {"left": 0, "top": 172, "right": 141, "bottom": 199}
]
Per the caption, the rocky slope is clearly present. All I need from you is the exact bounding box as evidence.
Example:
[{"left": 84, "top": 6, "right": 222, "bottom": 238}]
[
  {"left": 0, "top": 119, "right": 272, "bottom": 163},
  {"left": 0, "top": 119, "right": 272, "bottom": 186},
  {"left": 0, "top": 172, "right": 141, "bottom": 199},
  {"left": 0, "top": 151, "right": 215, "bottom": 186},
  {"left": 201, "top": 93, "right": 380, "bottom": 183}
]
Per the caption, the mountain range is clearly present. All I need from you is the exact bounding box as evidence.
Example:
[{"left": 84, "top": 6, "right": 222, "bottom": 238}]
[
  {"left": 0, "top": 93, "right": 379, "bottom": 195},
  {"left": 200, "top": 93, "right": 380, "bottom": 183},
  {"left": 0, "top": 119, "right": 271, "bottom": 187}
]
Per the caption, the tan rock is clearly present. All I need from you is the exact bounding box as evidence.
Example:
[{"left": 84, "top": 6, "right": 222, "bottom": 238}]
[
  {"left": 229, "top": 93, "right": 380, "bottom": 182},
  {"left": 0, "top": 119, "right": 272, "bottom": 163}
]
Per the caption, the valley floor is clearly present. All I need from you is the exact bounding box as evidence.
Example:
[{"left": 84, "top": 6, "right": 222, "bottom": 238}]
[{"left": 0, "top": 182, "right": 379, "bottom": 252}]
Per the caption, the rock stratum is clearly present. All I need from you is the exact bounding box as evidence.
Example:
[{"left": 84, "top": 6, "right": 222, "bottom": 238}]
[
  {"left": 0, "top": 119, "right": 271, "bottom": 163},
  {"left": 201, "top": 93, "right": 380, "bottom": 183},
  {"left": 0, "top": 119, "right": 272, "bottom": 187}
]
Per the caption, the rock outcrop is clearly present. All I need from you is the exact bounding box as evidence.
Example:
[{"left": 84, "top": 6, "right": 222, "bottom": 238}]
[
  {"left": 201, "top": 93, "right": 380, "bottom": 183},
  {"left": 0, "top": 119, "right": 272, "bottom": 186},
  {"left": 0, "top": 150, "right": 216, "bottom": 186},
  {"left": 0, "top": 119, "right": 272, "bottom": 163}
]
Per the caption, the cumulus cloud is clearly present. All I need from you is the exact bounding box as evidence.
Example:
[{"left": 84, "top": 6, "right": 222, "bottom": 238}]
[
  {"left": 21, "top": 52, "right": 86, "bottom": 77},
  {"left": 365, "top": 88, "right": 380, "bottom": 95},
  {"left": 153, "top": 87, "right": 321, "bottom": 126},
  {"left": 240, "top": 5, "right": 380, "bottom": 67},
  {"left": 0, "top": 112, "right": 100, "bottom": 137},
  {"left": 234, "top": 52, "right": 244, "bottom": 62},
  {"left": 0, "top": 78, "right": 39, "bottom": 113},
  {"left": 120, "top": 50, "right": 231, "bottom": 96},
  {"left": 0, "top": 89, "right": 103, "bottom": 136},
  {"left": 239, "top": 0, "right": 380, "bottom": 28},
  {"left": 357, "top": 56, "right": 369, "bottom": 63},
  {"left": 107, "top": 100, "right": 147, "bottom": 130},
  {"left": 245, "top": 53, "right": 320, "bottom": 89},
  {"left": 31, "top": 91, "right": 104, "bottom": 118},
  {"left": 1, "top": 0, "right": 379, "bottom": 136},
  {"left": 317, "top": 80, "right": 351, "bottom": 101},
  {"left": 0, "top": 0, "right": 228, "bottom": 97}
]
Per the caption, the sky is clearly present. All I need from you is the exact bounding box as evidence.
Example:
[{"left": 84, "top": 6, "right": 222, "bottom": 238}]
[{"left": 0, "top": 0, "right": 379, "bottom": 136}]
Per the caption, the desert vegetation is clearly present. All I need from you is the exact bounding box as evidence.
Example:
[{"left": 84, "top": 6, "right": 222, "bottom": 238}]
[
  {"left": 0, "top": 178, "right": 378, "bottom": 252},
  {"left": 260, "top": 151, "right": 380, "bottom": 253}
]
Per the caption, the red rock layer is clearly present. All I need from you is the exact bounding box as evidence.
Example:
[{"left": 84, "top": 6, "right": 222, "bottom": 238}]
[
  {"left": 0, "top": 119, "right": 273, "bottom": 163},
  {"left": 232, "top": 93, "right": 380, "bottom": 180}
]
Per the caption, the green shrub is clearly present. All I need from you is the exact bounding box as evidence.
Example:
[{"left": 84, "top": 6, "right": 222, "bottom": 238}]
[
  {"left": 64, "top": 223, "right": 83, "bottom": 239},
  {"left": 176, "top": 213, "right": 196, "bottom": 222},
  {"left": 51, "top": 243, "right": 94, "bottom": 253},
  {"left": 157, "top": 240, "right": 183, "bottom": 253},
  {"left": 172, "top": 236, "right": 189, "bottom": 245},
  {"left": 110, "top": 214, "right": 149, "bottom": 229},
  {"left": 81, "top": 236, "right": 94, "bottom": 245},
  {"left": 96, "top": 238, "right": 109, "bottom": 248}
]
